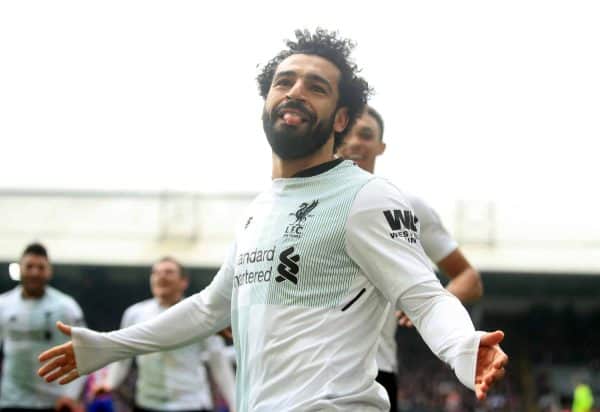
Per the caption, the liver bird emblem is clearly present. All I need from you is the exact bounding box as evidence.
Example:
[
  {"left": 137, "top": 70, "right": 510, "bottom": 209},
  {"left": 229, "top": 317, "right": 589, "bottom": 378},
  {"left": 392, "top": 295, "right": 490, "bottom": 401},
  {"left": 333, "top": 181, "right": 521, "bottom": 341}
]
[{"left": 290, "top": 200, "right": 319, "bottom": 224}]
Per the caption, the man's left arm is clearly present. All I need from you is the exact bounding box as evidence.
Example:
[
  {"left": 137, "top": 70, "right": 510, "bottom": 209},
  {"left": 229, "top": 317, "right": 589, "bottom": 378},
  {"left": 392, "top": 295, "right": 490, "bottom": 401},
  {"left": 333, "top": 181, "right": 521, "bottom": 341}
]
[{"left": 345, "top": 178, "right": 507, "bottom": 399}]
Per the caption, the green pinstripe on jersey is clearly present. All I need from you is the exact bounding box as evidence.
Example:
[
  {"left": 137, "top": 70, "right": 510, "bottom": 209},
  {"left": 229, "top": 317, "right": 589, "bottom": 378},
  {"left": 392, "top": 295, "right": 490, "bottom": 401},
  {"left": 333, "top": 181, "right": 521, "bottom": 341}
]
[
  {"left": 232, "top": 161, "right": 375, "bottom": 411},
  {"left": 234, "top": 161, "right": 374, "bottom": 309}
]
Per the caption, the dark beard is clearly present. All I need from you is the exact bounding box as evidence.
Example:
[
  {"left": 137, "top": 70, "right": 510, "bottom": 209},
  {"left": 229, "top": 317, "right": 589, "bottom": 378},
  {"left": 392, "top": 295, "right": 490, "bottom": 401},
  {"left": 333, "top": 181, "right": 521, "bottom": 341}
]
[{"left": 262, "top": 100, "right": 335, "bottom": 160}]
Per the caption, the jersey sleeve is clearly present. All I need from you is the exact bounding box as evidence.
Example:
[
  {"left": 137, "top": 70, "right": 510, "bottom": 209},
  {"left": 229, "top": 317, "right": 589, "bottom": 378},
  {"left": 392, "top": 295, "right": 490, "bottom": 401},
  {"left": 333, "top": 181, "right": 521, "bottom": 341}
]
[
  {"left": 204, "top": 334, "right": 226, "bottom": 353},
  {"left": 71, "top": 242, "right": 236, "bottom": 376},
  {"left": 63, "top": 296, "right": 86, "bottom": 328},
  {"left": 104, "top": 358, "right": 133, "bottom": 390},
  {"left": 103, "top": 305, "right": 138, "bottom": 389},
  {"left": 408, "top": 194, "right": 458, "bottom": 263},
  {"left": 345, "top": 178, "right": 434, "bottom": 301},
  {"left": 60, "top": 296, "right": 88, "bottom": 399},
  {"left": 344, "top": 178, "right": 483, "bottom": 390}
]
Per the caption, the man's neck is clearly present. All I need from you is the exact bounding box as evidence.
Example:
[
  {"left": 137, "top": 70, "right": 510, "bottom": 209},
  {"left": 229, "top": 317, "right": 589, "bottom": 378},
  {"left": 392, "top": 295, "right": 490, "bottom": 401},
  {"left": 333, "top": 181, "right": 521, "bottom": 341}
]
[
  {"left": 356, "top": 159, "right": 375, "bottom": 174},
  {"left": 21, "top": 288, "right": 45, "bottom": 300},
  {"left": 272, "top": 139, "right": 336, "bottom": 179},
  {"left": 364, "top": 159, "right": 376, "bottom": 174},
  {"left": 156, "top": 295, "right": 182, "bottom": 307}
]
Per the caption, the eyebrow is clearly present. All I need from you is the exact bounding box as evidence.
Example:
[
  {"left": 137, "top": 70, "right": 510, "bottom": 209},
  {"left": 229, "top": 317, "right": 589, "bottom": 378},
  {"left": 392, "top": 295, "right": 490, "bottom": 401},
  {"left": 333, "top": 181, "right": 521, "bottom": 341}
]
[{"left": 273, "top": 70, "right": 333, "bottom": 93}]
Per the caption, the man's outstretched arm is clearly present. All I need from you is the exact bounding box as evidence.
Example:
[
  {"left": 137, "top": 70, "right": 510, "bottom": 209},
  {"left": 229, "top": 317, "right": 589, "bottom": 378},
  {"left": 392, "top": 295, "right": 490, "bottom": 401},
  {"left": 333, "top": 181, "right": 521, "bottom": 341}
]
[
  {"left": 39, "top": 245, "right": 236, "bottom": 384},
  {"left": 396, "top": 280, "right": 506, "bottom": 400},
  {"left": 345, "top": 178, "right": 507, "bottom": 400},
  {"left": 397, "top": 248, "right": 483, "bottom": 328}
]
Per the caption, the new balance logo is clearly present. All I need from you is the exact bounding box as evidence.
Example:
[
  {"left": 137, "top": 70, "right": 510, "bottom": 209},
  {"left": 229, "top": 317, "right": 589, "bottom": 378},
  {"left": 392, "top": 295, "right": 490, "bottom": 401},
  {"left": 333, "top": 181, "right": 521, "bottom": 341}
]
[
  {"left": 276, "top": 247, "right": 300, "bottom": 284},
  {"left": 383, "top": 209, "right": 418, "bottom": 232}
]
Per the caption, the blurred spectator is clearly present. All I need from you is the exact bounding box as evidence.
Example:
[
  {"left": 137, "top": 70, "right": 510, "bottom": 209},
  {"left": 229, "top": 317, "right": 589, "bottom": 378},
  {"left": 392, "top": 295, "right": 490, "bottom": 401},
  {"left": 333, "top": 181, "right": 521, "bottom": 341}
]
[{"left": 0, "top": 242, "right": 86, "bottom": 412}]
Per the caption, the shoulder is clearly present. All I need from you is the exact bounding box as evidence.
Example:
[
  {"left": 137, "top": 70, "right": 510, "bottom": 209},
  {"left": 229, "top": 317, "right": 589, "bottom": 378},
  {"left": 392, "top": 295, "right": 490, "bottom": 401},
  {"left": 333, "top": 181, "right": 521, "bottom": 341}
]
[
  {"left": 46, "top": 286, "right": 82, "bottom": 312},
  {"left": 204, "top": 334, "right": 226, "bottom": 351},
  {"left": 123, "top": 299, "right": 155, "bottom": 321},
  {"left": 404, "top": 194, "right": 440, "bottom": 224},
  {"left": 0, "top": 287, "right": 20, "bottom": 309},
  {"left": 351, "top": 176, "right": 413, "bottom": 212},
  {"left": 405, "top": 193, "right": 427, "bottom": 211},
  {"left": 125, "top": 298, "right": 154, "bottom": 314},
  {"left": 0, "top": 287, "right": 19, "bottom": 300}
]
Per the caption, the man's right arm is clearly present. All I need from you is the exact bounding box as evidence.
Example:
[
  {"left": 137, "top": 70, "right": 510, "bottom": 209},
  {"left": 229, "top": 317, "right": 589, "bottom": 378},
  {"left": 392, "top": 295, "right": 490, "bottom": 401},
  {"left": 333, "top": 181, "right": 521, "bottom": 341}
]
[{"left": 39, "top": 243, "right": 236, "bottom": 381}]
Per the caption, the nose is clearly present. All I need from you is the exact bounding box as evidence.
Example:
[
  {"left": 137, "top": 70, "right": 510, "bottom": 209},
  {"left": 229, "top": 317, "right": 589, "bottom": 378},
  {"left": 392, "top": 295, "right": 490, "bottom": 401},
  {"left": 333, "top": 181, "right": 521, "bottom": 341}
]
[
  {"left": 344, "top": 135, "right": 361, "bottom": 149},
  {"left": 286, "top": 80, "right": 307, "bottom": 101}
]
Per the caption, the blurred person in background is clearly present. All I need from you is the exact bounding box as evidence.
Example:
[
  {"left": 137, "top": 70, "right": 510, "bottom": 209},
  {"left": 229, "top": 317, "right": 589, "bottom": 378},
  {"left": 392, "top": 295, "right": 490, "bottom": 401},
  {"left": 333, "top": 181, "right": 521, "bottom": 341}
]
[
  {"left": 38, "top": 29, "right": 507, "bottom": 411},
  {"left": 0, "top": 242, "right": 85, "bottom": 412},
  {"left": 337, "top": 105, "right": 483, "bottom": 411},
  {"left": 94, "top": 257, "right": 236, "bottom": 412}
]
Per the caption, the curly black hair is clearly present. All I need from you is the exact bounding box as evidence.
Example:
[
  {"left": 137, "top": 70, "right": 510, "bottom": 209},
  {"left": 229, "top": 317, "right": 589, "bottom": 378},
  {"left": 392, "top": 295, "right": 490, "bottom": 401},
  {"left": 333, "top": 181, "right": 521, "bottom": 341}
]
[{"left": 257, "top": 28, "right": 371, "bottom": 149}]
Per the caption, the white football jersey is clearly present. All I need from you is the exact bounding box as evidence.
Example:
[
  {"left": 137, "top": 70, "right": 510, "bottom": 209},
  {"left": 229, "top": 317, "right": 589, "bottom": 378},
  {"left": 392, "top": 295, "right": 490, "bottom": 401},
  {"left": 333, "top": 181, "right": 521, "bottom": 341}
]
[
  {"left": 71, "top": 160, "right": 483, "bottom": 412},
  {"left": 0, "top": 286, "right": 86, "bottom": 408}
]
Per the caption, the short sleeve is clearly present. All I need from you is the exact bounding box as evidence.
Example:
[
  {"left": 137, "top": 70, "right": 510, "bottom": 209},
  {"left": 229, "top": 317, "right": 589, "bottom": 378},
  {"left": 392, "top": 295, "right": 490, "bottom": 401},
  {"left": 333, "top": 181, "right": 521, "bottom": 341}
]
[
  {"left": 408, "top": 194, "right": 458, "bottom": 263},
  {"left": 63, "top": 297, "right": 86, "bottom": 328},
  {"left": 205, "top": 334, "right": 226, "bottom": 353}
]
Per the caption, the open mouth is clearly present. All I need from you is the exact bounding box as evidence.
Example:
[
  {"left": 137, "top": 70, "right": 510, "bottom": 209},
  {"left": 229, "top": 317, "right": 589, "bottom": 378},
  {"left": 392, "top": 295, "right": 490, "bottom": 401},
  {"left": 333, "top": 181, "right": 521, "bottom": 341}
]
[
  {"left": 278, "top": 108, "right": 308, "bottom": 126},
  {"left": 274, "top": 101, "right": 313, "bottom": 127},
  {"left": 345, "top": 153, "right": 364, "bottom": 161}
]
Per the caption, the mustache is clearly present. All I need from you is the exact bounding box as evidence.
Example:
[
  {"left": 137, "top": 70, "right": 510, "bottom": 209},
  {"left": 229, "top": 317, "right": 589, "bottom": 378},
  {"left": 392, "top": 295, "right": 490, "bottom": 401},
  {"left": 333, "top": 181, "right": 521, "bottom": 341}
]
[{"left": 272, "top": 100, "right": 315, "bottom": 122}]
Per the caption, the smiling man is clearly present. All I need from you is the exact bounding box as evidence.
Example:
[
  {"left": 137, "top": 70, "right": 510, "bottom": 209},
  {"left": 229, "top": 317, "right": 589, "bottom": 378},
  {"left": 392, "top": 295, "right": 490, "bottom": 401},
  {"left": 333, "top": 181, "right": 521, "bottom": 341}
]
[{"left": 38, "top": 29, "right": 508, "bottom": 411}]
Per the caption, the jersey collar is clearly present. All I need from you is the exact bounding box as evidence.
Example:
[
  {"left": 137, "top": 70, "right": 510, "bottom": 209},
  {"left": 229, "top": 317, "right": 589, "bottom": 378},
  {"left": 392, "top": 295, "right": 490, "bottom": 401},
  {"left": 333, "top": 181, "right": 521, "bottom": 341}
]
[{"left": 291, "top": 158, "right": 344, "bottom": 178}]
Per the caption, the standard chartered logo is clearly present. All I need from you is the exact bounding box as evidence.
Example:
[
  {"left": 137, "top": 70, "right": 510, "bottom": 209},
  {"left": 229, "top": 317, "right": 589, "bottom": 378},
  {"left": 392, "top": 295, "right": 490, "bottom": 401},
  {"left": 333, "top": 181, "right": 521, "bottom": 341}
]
[
  {"left": 276, "top": 247, "right": 300, "bottom": 284},
  {"left": 234, "top": 245, "right": 300, "bottom": 287}
]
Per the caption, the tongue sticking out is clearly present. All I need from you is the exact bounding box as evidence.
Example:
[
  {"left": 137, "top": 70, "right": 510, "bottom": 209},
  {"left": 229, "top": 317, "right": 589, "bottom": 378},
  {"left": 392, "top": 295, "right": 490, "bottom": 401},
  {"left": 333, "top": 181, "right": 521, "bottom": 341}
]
[{"left": 283, "top": 112, "right": 303, "bottom": 126}]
